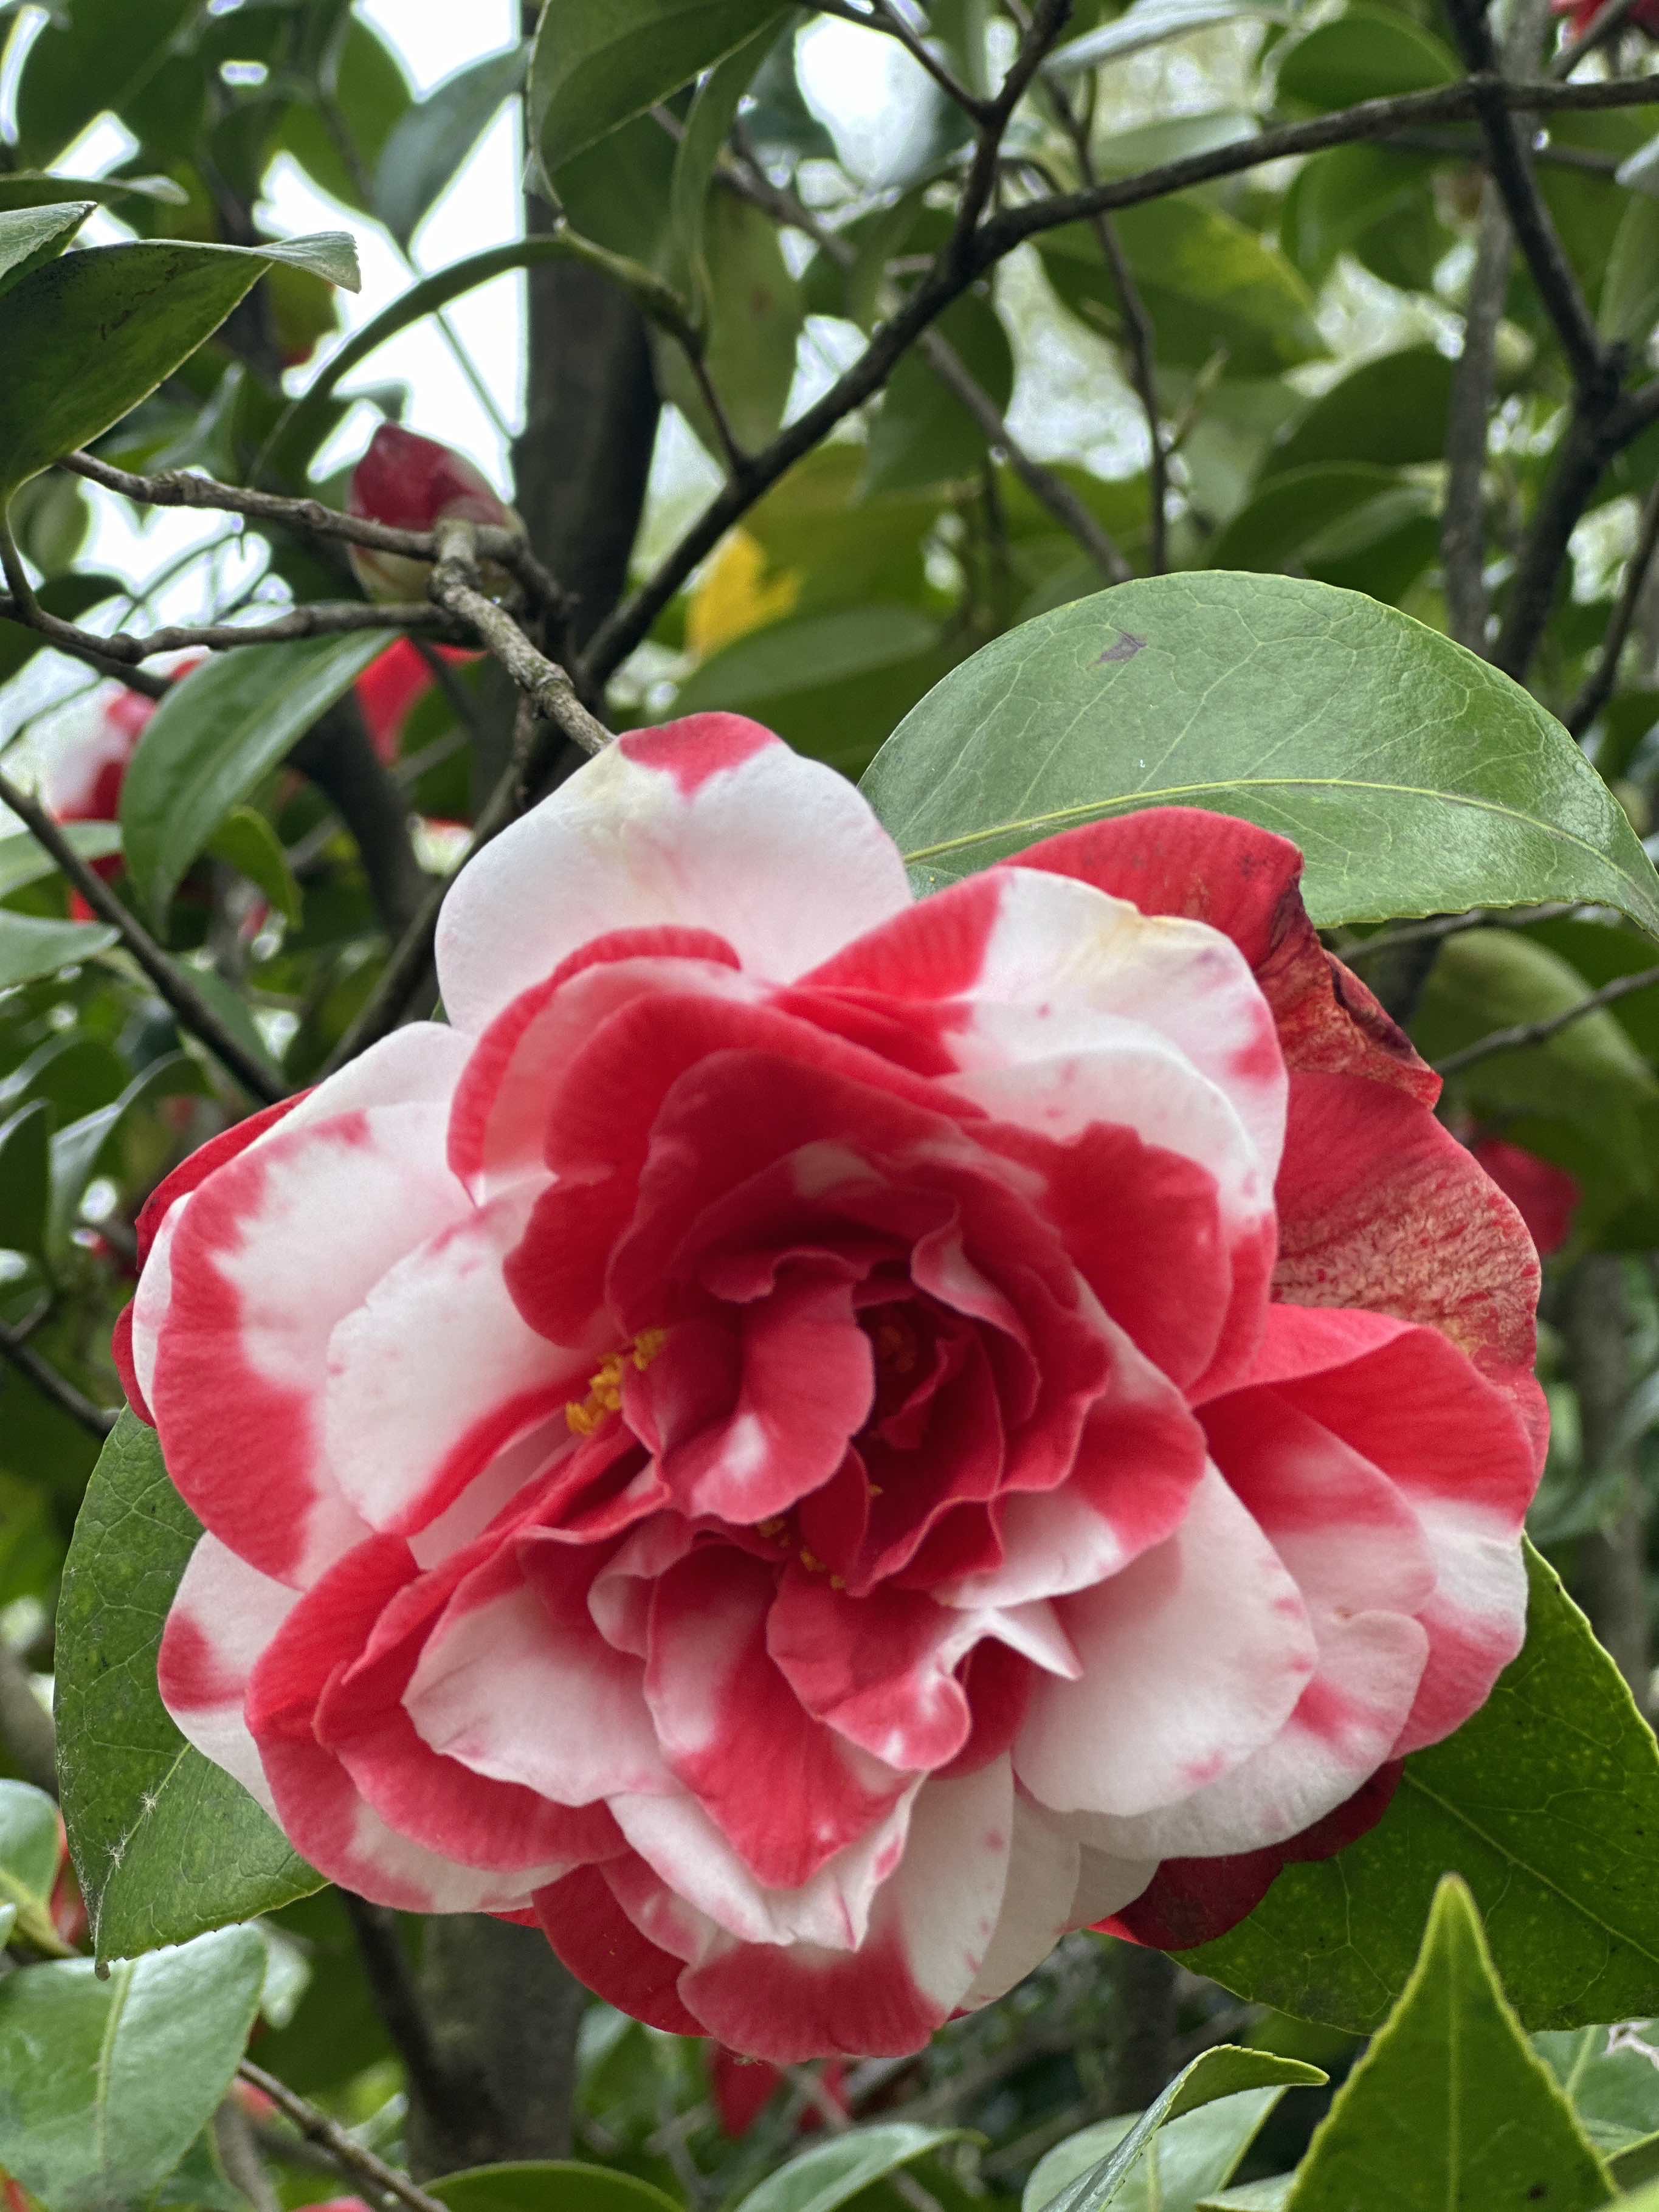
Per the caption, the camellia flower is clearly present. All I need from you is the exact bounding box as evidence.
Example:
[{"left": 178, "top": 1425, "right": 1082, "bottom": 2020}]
[
  {"left": 123, "top": 717, "right": 1545, "bottom": 2062},
  {"left": 348, "top": 423, "right": 522, "bottom": 604},
  {"left": 354, "top": 636, "right": 481, "bottom": 768},
  {"left": 1467, "top": 1134, "right": 1580, "bottom": 1261},
  {"left": 1553, "top": 0, "right": 1659, "bottom": 38}
]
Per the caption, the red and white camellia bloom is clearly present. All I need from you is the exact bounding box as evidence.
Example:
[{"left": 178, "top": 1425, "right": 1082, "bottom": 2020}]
[{"left": 122, "top": 716, "right": 1545, "bottom": 2062}]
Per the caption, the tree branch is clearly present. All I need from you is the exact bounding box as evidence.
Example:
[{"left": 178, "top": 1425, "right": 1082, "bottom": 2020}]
[
  {"left": 1435, "top": 959, "right": 1659, "bottom": 1071},
  {"left": 339, "top": 1893, "right": 458, "bottom": 2129},
  {"left": 804, "top": 0, "right": 990, "bottom": 117},
  {"left": 1443, "top": 183, "right": 1512, "bottom": 650},
  {"left": 1, "top": 590, "right": 449, "bottom": 669},
  {"left": 0, "top": 765, "right": 287, "bottom": 1104},
  {"left": 1553, "top": 0, "right": 1650, "bottom": 75},
  {"left": 238, "top": 2062, "right": 447, "bottom": 2212},
  {"left": 1569, "top": 471, "right": 1659, "bottom": 735},
  {"left": 0, "top": 1632, "right": 58, "bottom": 1796},
  {"left": 429, "top": 522, "right": 612, "bottom": 756}
]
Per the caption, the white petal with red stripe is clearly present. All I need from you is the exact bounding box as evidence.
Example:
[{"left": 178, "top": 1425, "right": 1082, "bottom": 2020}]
[{"left": 157, "top": 1533, "right": 295, "bottom": 1814}]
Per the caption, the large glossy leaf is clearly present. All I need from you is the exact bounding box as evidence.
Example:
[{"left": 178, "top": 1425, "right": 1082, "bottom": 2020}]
[
  {"left": 1185, "top": 1543, "right": 1659, "bottom": 2033},
  {"left": 1274, "top": 4, "right": 1458, "bottom": 108},
  {"left": 1261, "top": 347, "right": 1458, "bottom": 478},
  {"left": 0, "top": 1102, "right": 49, "bottom": 1261},
  {"left": 0, "top": 1925, "right": 266, "bottom": 2212},
  {"left": 652, "top": 190, "right": 802, "bottom": 457},
  {"left": 0, "top": 912, "right": 117, "bottom": 991},
  {"left": 0, "top": 199, "right": 92, "bottom": 301},
  {"left": 1204, "top": 464, "right": 1421, "bottom": 573},
  {"left": 1032, "top": 2052, "right": 1325, "bottom": 2212},
  {"left": 1280, "top": 1881, "right": 1611, "bottom": 2210},
  {"left": 0, "top": 1779, "right": 68, "bottom": 1953},
  {"left": 861, "top": 574, "right": 1659, "bottom": 935},
  {"left": 1026, "top": 2087, "right": 1308, "bottom": 2212},
  {"left": 736, "top": 2124, "right": 971, "bottom": 2212},
  {"left": 432, "top": 2164, "right": 683, "bottom": 2212},
  {"left": 530, "top": 0, "right": 789, "bottom": 173},
  {"left": 375, "top": 44, "right": 528, "bottom": 249},
  {"left": 56, "top": 1413, "right": 322, "bottom": 1965},
  {"left": 0, "top": 230, "right": 358, "bottom": 497},
  {"left": 120, "top": 629, "right": 388, "bottom": 923}
]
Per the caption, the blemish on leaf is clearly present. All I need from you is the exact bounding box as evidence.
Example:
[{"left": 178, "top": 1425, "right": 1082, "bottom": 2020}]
[{"left": 1095, "top": 630, "right": 1147, "bottom": 665}]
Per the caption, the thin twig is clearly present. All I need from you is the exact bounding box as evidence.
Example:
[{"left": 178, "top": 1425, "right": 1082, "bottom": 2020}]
[
  {"left": 0, "top": 1634, "right": 57, "bottom": 1796},
  {"left": 0, "top": 1316, "right": 116, "bottom": 1438},
  {"left": 430, "top": 522, "right": 612, "bottom": 755},
  {"left": 1435, "top": 960, "right": 1659, "bottom": 1072},
  {"left": 61, "top": 450, "right": 565, "bottom": 618},
  {"left": 1443, "top": 184, "right": 1512, "bottom": 651},
  {"left": 238, "top": 2062, "right": 447, "bottom": 2212},
  {"left": 338, "top": 1893, "right": 458, "bottom": 2129},
  {"left": 0, "top": 765, "right": 286, "bottom": 1104},
  {"left": 1343, "top": 903, "right": 1580, "bottom": 960},
  {"left": 2, "top": 590, "right": 448, "bottom": 668},
  {"left": 1570, "top": 472, "right": 1659, "bottom": 734},
  {"left": 806, "top": 0, "right": 990, "bottom": 115}
]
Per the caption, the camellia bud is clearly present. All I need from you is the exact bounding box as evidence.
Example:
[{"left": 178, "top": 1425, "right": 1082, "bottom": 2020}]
[{"left": 347, "top": 422, "right": 523, "bottom": 603}]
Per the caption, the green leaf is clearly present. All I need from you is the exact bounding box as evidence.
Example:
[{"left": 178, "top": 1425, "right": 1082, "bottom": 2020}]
[
  {"left": 670, "top": 25, "right": 778, "bottom": 320},
  {"left": 1261, "top": 347, "right": 1458, "bottom": 478},
  {"left": 1040, "top": 202, "right": 1323, "bottom": 377},
  {"left": 431, "top": 2163, "right": 684, "bottom": 2212},
  {"left": 865, "top": 291, "right": 1014, "bottom": 494},
  {"left": 281, "top": 17, "right": 412, "bottom": 216},
  {"left": 0, "top": 173, "right": 189, "bottom": 214},
  {"left": 204, "top": 804, "right": 302, "bottom": 926},
  {"left": 1536, "top": 2019, "right": 1659, "bottom": 2177},
  {"left": 0, "top": 1101, "right": 50, "bottom": 1261},
  {"left": 375, "top": 44, "right": 528, "bottom": 250},
  {"left": 56, "top": 1412, "right": 322, "bottom": 1965},
  {"left": 1198, "top": 2184, "right": 1294, "bottom": 2212},
  {"left": 120, "top": 629, "right": 388, "bottom": 923},
  {"left": 10, "top": 0, "right": 200, "bottom": 168},
  {"left": 861, "top": 574, "right": 1659, "bottom": 935},
  {"left": 735, "top": 2124, "right": 971, "bottom": 2212},
  {"left": 1601, "top": 195, "right": 1659, "bottom": 346},
  {"left": 654, "top": 191, "right": 802, "bottom": 458},
  {"left": 1280, "top": 145, "right": 1443, "bottom": 291},
  {"left": 1032, "top": 2052, "right": 1325, "bottom": 2212},
  {"left": 48, "top": 1052, "right": 204, "bottom": 1253},
  {"left": 1027, "top": 2089, "right": 1305, "bottom": 2212},
  {"left": 530, "top": 0, "right": 789, "bottom": 174},
  {"left": 0, "top": 1778, "right": 68, "bottom": 1953},
  {"left": 0, "top": 912, "right": 117, "bottom": 991},
  {"left": 1185, "top": 1543, "right": 1659, "bottom": 2033},
  {"left": 0, "top": 230, "right": 359, "bottom": 498},
  {"left": 0, "top": 1925, "right": 266, "bottom": 2212},
  {"left": 1274, "top": 4, "right": 1458, "bottom": 109},
  {"left": 0, "top": 199, "right": 92, "bottom": 300},
  {"left": 1205, "top": 463, "right": 1420, "bottom": 573},
  {"left": 1280, "top": 1880, "right": 1612, "bottom": 2211},
  {"left": 1045, "top": 0, "right": 1286, "bottom": 75}
]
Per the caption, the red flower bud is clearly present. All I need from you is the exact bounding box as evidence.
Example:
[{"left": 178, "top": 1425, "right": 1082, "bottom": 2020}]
[
  {"left": 348, "top": 424, "right": 522, "bottom": 603},
  {"left": 355, "top": 637, "right": 480, "bottom": 765}
]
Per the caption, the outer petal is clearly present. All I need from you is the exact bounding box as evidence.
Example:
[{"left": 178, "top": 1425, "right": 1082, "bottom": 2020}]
[
  {"left": 1013, "top": 809, "right": 1436, "bottom": 1104},
  {"left": 674, "top": 1760, "right": 1016, "bottom": 2062},
  {"left": 1015, "top": 1467, "right": 1318, "bottom": 1819},
  {"left": 322, "top": 1186, "right": 586, "bottom": 1537},
  {"left": 147, "top": 1105, "right": 467, "bottom": 1585},
  {"left": 959, "top": 1791, "right": 1081, "bottom": 2008},
  {"left": 435, "top": 717, "right": 912, "bottom": 1030},
  {"left": 157, "top": 1534, "right": 295, "bottom": 1814},
  {"left": 534, "top": 1862, "right": 706, "bottom": 2035}
]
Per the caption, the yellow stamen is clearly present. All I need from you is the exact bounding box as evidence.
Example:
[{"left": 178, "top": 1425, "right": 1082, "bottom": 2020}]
[{"left": 565, "top": 1329, "right": 668, "bottom": 1436}]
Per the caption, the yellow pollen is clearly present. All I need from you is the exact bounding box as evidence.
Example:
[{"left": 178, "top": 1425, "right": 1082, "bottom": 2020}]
[
  {"left": 756, "top": 1516, "right": 788, "bottom": 1541},
  {"left": 799, "top": 1548, "right": 827, "bottom": 1574},
  {"left": 565, "top": 1329, "right": 668, "bottom": 1436}
]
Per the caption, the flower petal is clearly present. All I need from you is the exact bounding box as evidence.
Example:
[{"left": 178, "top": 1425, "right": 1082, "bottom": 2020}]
[{"left": 157, "top": 1533, "right": 295, "bottom": 1814}]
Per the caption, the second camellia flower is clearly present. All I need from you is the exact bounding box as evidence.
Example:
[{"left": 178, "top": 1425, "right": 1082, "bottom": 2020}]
[{"left": 118, "top": 715, "right": 1545, "bottom": 2061}]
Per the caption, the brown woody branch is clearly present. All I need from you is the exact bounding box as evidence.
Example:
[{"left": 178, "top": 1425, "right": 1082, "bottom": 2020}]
[
  {"left": 2, "top": 590, "right": 447, "bottom": 669},
  {"left": 239, "top": 2062, "right": 447, "bottom": 2212},
  {"left": 429, "top": 522, "right": 611, "bottom": 756},
  {"left": 1570, "top": 471, "right": 1659, "bottom": 735},
  {"left": 0, "top": 1315, "right": 116, "bottom": 1438},
  {"left": 0, "top": 764, "right": 287, "bottom": 1105}
]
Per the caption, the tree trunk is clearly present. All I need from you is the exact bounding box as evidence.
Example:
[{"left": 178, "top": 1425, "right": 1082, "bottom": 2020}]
[{"left": 1562, "top": 1252, "right": 1652, "bottom": 1712}]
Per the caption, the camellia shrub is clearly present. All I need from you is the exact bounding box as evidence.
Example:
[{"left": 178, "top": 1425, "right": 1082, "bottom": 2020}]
[{"left": 10, "top": 3, "right": 1659, "bottom": 2211}]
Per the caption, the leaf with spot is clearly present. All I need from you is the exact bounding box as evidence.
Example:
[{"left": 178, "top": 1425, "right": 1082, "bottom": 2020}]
[
  {"left": 56, "top": 1413, "right": 321, "bottom": 1965},
  {"left": 861, "top": 573, "right": 1659, "bottom": 936}
]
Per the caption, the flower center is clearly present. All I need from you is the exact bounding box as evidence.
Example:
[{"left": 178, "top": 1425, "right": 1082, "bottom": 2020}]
[{"left": 564, "top": 1327, "right": 667, "bottom": 1437}]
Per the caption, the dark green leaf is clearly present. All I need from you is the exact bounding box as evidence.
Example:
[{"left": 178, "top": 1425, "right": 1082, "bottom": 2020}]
[
  {"left": 654, "top": 192, "right": 801, "bottom": 457},
  {"left": 1187, "top": 1543, "right": 1659, "bottom": 2033},
  {"left": 120, "top": 629, "right": 387, "bottom": 923},
  {"left": 1045, "top": 0, "right": 1286, "bottom": 75},
  {"left": 865, "top": 291, "right": 1014, "bottom": 494},
  {"left": 0, "top": 912, "right": 117, "bottom": 991},
  {"left": 56, "top": 1412, "right": 322, "bottom": 1965},
  {"left": 1274, "top": 4, "right": 1458, "bottom": 109},
  {"left": 1205, "top": 464, "right": 1421, "bottom": 572},
  {"left": 375, "top": 44, "right": 528, "bottom": 250},
  {"left": 530, "top": 0, "right": 789, "bottom": 173},
  {"left": 10, "top": 0, "right": 199, "bottom": 168},
  {"left": 0, "top": 199, "right": 92, "bottom": 301},
  {"left": 49, "top": 1052, "right": 204, "bottom": 1252},
  {"left": 671, "top": 25, "right": 778, "bottom": 318},
  {"left": 1033, "top": 2053, "right": 1325, "bottom": 2212},
  {"left": 1280, "top": 1880, "right": 1612, "bottom": 2211},
  {"left": 0, "top": 231, "right": 359, "bottom": 498},
  {"left": 736, "top": 2124, "right": 971, "bottom": 2212},
  {"left": 282, "top": 17, "right": 412, "bottom": 215},
  {"left": 0, "top": 1101, "right": 50, "bottom": 1261},
  {"left": 204, "top": 804, "right": 302, "bottom": 925},
  {"left": 861, "top": 574, "right": 1659, "bottom": 935},
  {"left": 1027, "top": 2089, "right": 1305, "bottom": 2212},
  {"left": 1601, "top": 195, "right": 1659, "bottom": 346},
  {"left": 1280, "top": 146, "right": 1441, "bottom": 291},
  {"left": 432, "top": 2163, "right": 683, "bottom": 2212},
  {"left": 0, "top": 173, "right": 188, "bottom": 214},
  {"left": 0, "top": 1926, "right": 266, "bottom": 2212},
  {"left": 1261, "top": 347, "right": 1458, "bottom": 478}
]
